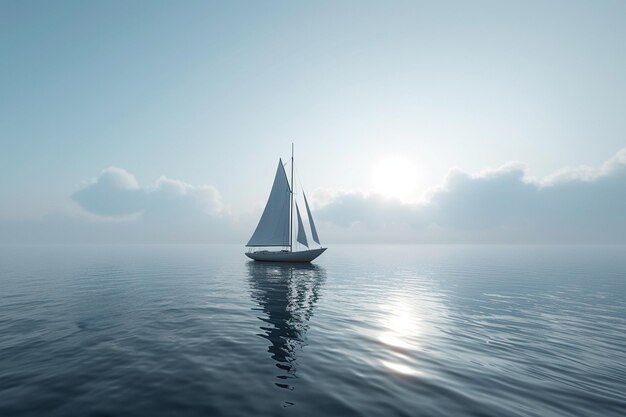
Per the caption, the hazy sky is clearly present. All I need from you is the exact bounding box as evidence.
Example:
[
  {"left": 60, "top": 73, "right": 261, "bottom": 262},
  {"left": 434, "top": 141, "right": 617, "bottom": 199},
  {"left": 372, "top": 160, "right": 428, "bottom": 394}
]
[{"left": 1, "top": 1, "right": 625, "bottom": 243}]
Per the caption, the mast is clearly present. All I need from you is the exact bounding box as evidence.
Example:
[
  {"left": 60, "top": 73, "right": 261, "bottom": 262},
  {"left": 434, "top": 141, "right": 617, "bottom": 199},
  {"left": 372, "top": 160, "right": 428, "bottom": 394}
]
[{"left": 290, "top": 143, "right": 294, "bottom": 252}]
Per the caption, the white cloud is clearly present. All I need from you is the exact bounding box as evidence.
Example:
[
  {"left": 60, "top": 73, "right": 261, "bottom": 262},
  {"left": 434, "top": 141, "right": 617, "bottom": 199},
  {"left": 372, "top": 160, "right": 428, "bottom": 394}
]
[
  {"left": 540, "top": 148, "right": 626, "bottom": 185},
  {"left": 72, "top": 167, "right": 224, "bottom": 219},
  {"left": 8, "top": 166, "right": 245, "bottom": 244},
  {"left": 315, "top": 148, "right": 626, "bottom": 243},
  {"left": 2, "top": 150, "right": 626, "bottom": 244},
  {"left": 95, "top": 166, "right": 140, "bottom": 190}
]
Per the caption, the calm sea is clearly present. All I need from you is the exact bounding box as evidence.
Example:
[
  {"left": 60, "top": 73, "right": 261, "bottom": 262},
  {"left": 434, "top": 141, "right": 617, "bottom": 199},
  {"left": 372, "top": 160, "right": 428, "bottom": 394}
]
[{"left": 1, "top": 244, "right": 625, "bottom": 416}]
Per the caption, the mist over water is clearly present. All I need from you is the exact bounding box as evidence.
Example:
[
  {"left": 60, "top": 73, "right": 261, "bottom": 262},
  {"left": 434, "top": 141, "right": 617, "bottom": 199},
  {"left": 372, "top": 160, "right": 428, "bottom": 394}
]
[{"left": 1, "top": 244, "right": 625, "bottom": 416}]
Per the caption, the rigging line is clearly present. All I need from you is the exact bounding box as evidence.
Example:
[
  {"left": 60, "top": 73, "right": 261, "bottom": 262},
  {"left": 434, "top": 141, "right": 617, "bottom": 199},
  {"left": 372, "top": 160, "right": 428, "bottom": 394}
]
[
  {"left": 292, "top": 163, "right": 321, "bottom": 248},
  {"left": 283, "top": 159, "right": 298, "bottom": 194},
  {"left": 282, "top": 159, "right": 295, "bottom": 194},
  {"left": 293, "top": 163, "right": 308, "bottom": 200}
]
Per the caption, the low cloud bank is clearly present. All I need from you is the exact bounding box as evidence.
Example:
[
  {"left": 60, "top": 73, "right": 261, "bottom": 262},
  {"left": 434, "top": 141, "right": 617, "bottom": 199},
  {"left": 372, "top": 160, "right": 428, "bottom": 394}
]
[
  {"left": 73, "top": 167, "right": 224, "bottom": 219},
  {"left": 64, "top": 167, "right": 238, "bottom": 243},
  {"left": 1, "top": 149, "right": 625, "bottom": 244},
  {"left": 0, "top": 167, "right": 240, "bottom": 244},
  {"left": 315, "top": 148, "right": 626, "bottom": 243}
]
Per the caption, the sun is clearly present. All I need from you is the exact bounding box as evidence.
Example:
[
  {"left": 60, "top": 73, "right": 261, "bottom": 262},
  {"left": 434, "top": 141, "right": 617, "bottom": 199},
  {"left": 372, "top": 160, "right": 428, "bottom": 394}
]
[{"left": 371, "top": 156, "right": 420, "bottom": 201}]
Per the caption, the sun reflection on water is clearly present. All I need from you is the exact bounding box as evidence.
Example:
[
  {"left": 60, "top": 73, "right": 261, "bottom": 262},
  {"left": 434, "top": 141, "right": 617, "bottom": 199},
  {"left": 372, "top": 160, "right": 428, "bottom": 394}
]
[
  {"left": 381, "top": 360, "right": 423, "bottom": 376},
  {"left": 378, "top": 301, "right": 421, "bottom": 348},
  {"left": 377, "top": 299, "right": 425, "bottom": 377}
]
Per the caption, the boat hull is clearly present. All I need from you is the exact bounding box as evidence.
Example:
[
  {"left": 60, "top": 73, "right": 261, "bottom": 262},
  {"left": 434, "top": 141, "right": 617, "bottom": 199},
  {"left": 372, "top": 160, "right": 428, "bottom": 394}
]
[{"left": 246, "top": 248, "right": 326, "bottom": 263}]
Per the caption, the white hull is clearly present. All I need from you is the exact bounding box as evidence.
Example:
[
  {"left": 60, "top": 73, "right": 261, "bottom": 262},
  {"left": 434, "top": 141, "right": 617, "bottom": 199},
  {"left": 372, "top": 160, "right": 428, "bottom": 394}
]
[{"left": 246, "top": 248, "right": 326, "bottom": 263}]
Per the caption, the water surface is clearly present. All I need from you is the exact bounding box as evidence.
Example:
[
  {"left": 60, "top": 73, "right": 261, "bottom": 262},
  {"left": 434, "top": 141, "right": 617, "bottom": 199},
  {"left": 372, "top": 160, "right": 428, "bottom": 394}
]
[{"left": 1, "top": 244, "right": 625, "bottom": 416}]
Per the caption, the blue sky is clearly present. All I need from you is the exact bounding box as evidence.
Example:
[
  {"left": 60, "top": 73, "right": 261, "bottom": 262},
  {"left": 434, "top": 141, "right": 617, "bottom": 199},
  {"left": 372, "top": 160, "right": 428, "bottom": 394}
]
[{"left": 1, "top": 1, "right": 625, "bottom": 243}]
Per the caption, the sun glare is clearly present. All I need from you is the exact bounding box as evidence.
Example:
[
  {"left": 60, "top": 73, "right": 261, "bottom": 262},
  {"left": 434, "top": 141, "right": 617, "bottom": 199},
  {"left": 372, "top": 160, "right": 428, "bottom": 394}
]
[
  {"left": 371, "top": 156, "right": 419, "bottom": 202},
  {"left": 377, "top": 300, "right": 423, "bottom": 377}
]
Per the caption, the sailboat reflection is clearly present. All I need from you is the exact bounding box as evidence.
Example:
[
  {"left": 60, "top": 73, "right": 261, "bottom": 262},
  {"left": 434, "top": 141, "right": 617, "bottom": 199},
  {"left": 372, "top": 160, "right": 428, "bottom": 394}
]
[{"left": 247, "top": 262, "right": 326, "bottom": 390}]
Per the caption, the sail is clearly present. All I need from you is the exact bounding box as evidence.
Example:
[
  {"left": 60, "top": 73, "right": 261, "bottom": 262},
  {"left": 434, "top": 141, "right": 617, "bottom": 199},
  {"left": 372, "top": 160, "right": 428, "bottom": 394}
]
[
  {"left": 295, "top": 203, "right": 308, "bottom": 248},
  {"left": 303, "top": 192, "right": 320, "bottom": 244},
  {"left": 247, "top": 160, "right": 291, "bottom": 247}
]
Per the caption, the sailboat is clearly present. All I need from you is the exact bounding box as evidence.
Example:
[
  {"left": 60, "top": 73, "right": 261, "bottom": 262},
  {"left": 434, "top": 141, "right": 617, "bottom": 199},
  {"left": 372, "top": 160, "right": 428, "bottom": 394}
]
[{"left": 245, "top": 145, "right": 327, "bottom": 262}]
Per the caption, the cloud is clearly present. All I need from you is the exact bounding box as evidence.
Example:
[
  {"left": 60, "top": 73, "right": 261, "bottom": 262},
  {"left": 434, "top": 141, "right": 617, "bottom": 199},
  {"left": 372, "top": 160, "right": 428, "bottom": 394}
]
[
  {"left": 0, "top": 166, "right": 253, "bottom": 244},
  {"left": 72, "top": 167, "right": 224, "bottom": 219},
  {"left": 5, "top": 166, "right": 246, "bottom": 244},
  {"left": 2, "top": 150, "right": 626, "bottom": 244},
  {"left": 315, "top": 148, "right": 626, "bottom": 243}
]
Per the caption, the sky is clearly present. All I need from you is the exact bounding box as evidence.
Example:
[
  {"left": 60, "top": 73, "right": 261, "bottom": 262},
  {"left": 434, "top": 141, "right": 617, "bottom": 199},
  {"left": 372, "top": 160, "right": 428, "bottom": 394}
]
[{"left": 1, "top": 0, "right": 625, "bottom": 243}]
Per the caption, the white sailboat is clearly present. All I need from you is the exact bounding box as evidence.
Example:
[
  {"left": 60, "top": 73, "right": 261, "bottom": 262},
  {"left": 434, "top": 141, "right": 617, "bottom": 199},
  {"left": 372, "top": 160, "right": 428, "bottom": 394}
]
[{"left": 245, "top": 145, "right": 326, "bottom": 263}]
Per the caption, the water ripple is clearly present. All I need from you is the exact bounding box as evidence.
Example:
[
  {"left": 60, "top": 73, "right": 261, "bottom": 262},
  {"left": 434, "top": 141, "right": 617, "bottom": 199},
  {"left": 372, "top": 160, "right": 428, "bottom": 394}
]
[{"left": 0, "top": 244, "right": 625, "bottom": 416}]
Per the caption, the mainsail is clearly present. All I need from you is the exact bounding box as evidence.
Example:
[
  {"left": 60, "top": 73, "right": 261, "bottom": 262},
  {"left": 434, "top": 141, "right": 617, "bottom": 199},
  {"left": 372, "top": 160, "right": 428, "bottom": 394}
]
[
  {"left": 246, "top": 160, "right": 291, "bottom": 247},
  {"left": 295, "top": 203, "right": 308, "bottom": 248},
  {"left": 303, "top": 192, "right": 320, "bottom": 244}
]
